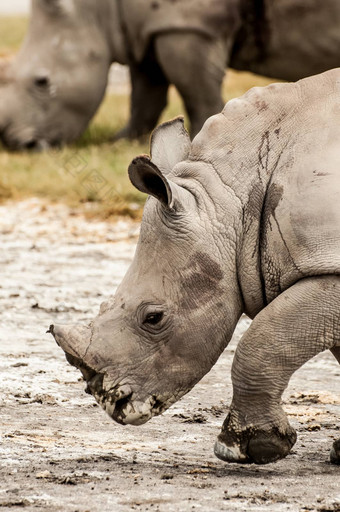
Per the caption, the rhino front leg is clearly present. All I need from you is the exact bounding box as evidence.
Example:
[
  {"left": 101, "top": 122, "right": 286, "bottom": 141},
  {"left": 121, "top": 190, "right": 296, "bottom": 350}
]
[
  {"left": 155, "top": 33, "right": 229, "bottom": 137},
  {"left": 215, "top": 276, "right": 340, "bottom": 465},
  {"left": 330, "top": 346, "right": 340, "bottom": 464},
  {"left": 114, "top": 54, "right": 169, "bottom": 140}
]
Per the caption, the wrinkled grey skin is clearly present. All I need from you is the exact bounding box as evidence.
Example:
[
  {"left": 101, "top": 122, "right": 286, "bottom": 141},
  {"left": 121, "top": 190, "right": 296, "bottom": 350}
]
[
  {"left": 1, "top": 0, "right": 340, "bottom": 149},
  {"left": 51, "top": 67, "right": 340, "bottom": 465}
]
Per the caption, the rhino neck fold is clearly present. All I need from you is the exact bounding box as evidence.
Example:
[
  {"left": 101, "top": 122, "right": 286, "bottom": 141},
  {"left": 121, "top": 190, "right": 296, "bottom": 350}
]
[{"left": 186, "top": 102, "right": 293, "bottom": 317}]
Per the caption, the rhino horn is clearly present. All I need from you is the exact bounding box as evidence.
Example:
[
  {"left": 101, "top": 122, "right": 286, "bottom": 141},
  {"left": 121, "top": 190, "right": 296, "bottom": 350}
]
[{"left": 48, "top": 323, "right": 92, "bottom": 362}]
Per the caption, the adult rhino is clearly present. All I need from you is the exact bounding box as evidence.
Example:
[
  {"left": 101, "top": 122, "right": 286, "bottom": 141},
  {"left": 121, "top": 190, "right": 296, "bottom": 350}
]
[
  {"left": 1, "top": 0, "right": 340, "bottom": 150},
  {"left": 50, "top": 67, "right": 340, "bottom": 464}
]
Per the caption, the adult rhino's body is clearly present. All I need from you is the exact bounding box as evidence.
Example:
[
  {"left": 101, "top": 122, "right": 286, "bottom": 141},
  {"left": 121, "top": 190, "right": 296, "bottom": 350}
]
[
  {"left": 1, "top": 0, "right": 340, "bottom": 149},
  {"left": 51, "top": 68, "right": 340, "bottom": 464}
]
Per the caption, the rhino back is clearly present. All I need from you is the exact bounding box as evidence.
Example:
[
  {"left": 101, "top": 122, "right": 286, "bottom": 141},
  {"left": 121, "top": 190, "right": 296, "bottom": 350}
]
[
  {"left": 121, "top": 0, "right": 240, "bottom": 61},
  {"left": 233, "top": 0, "right": 340, "bottom": 80}
]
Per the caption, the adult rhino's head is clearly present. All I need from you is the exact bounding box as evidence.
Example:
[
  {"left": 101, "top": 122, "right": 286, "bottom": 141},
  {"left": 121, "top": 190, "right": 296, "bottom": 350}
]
[
  {"left": 50, "top": 117, "right": 243, "bottom": 425},
  {"left": 0, "top": 0, "right": 111, "bottom": 150}
]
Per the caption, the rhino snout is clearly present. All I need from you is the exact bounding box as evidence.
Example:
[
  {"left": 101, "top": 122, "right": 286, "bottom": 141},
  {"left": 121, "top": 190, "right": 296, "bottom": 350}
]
[
  {"left": 22, "top": 138, "right": 51, "bottom": 151},
  {"left": 0, "top": 129, "right": 51, "bottom": 151},
  {"left": 49, "top": 323, "right": 138, "bottom": 421}
]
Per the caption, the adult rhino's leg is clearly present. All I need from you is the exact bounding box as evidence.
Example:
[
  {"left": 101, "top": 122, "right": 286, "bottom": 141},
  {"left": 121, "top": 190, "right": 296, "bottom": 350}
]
[
  {"left": 114, "top": 52, "right": 169, "bottom": 140},
  {"left": 215, "top": 276, "right": 340, "bottom": 465},
  {"left": 155, "top": 33, "right": 229, "bottom": 137},
  {"left": 330, "top": 346, "right": 340, "bottom": 464}
]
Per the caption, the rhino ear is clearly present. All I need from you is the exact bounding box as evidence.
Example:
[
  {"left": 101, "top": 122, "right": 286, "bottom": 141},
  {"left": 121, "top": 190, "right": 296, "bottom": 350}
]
[
  {"left": 150, "top": 116, "right": 191, "bottom": 175},
  {"left": 40, "top": 0, "right": 74, "bottom": 15},
  {"left": 128, "top": 156, "right": 178, "bottom": 209}
]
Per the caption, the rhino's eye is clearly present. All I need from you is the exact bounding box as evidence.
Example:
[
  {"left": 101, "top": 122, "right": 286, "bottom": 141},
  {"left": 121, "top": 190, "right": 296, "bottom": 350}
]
[
  {"left": 34, "top": 76, "right": 50, "bottom": 88},
  {"left": 143, "top": 312, "right": 164, "bottom": 326}
]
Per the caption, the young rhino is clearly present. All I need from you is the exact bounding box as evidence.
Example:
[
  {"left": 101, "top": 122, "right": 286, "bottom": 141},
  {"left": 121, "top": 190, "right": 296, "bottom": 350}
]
[{"left": 50, "top": 68, "right": 340, "bottom": 465}]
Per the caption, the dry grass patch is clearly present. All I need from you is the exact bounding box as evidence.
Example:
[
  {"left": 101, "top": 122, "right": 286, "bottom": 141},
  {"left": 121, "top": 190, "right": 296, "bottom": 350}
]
[{"left": 0, "top": 16, "right": 28, "bottom": 57}]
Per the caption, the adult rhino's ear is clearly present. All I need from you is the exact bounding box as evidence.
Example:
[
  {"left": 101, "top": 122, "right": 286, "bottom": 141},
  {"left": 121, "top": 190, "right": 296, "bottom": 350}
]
[
  {"left": 128, "top": 156, "right": 179, "bottom": 209},
  {"left": 150, "top": 116, "right": 191, "bottom": 175},
  {"left": 39, "top": 0, "right": 74, "bottom": 15}
]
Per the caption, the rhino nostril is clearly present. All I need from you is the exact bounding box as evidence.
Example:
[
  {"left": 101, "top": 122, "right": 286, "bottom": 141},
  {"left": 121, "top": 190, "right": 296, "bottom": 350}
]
[
  {"left": 23, "top": 139, "right": 38, "bottom": 150},
  {"left": 80, "top": 364, "right": 97, "bottom": 383},
  {"left": 85, "top": 372, "right": 104, "bottom": 395},
  {"left": 114, "top": 392, "right": 132, "bottom": 410}
]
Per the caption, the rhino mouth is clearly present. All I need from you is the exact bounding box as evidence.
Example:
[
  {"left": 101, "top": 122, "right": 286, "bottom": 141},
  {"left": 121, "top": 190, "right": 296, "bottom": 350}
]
[
  {"left": 59, "top": 347, "right": 186, "bottom": 426},
  {"left": 59, "top": 348, "right": 144, "bottom": 424},
  {"left": 85, "top": 372, "right": 135, "bottom": 424},
  {"left": 84, "top": 370, "right": 181, "bottom": 426}
]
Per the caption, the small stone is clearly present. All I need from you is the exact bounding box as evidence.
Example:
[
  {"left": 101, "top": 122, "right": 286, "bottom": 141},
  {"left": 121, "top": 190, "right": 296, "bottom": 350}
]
[
  {"left": 36, "top": 470, "right": 51, "bottom": 479},
  {"left": 161, "top": 474, "right": 173, "bottom": 480},
  {"left": 307, "top": 424, "right": 321, "bottom": 431}
]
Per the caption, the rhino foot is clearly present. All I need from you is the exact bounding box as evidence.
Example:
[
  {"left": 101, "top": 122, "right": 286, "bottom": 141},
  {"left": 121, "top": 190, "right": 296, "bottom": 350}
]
[
  {"left": 330, "top": 439, "right": 340, "bottom": 464},
  {"left": 214, "top": 412, "right": 297, "bottom": 465}
]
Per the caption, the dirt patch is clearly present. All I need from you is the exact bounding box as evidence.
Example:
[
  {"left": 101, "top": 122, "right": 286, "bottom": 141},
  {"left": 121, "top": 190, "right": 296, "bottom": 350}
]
[{"left": 0, "top": 199, "right": 339, "bottom": 512}]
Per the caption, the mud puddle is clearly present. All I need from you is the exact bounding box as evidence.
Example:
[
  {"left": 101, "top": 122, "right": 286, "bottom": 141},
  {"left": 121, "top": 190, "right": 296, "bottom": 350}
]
[{"left": 0, "top": 199, "right": 339, "bottom": 512}]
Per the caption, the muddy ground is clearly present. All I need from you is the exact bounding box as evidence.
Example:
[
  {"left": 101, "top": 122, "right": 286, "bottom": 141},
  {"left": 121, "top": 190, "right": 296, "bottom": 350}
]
[{"left": 0, "top": 199, "right": 339, "bottom": 512}]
